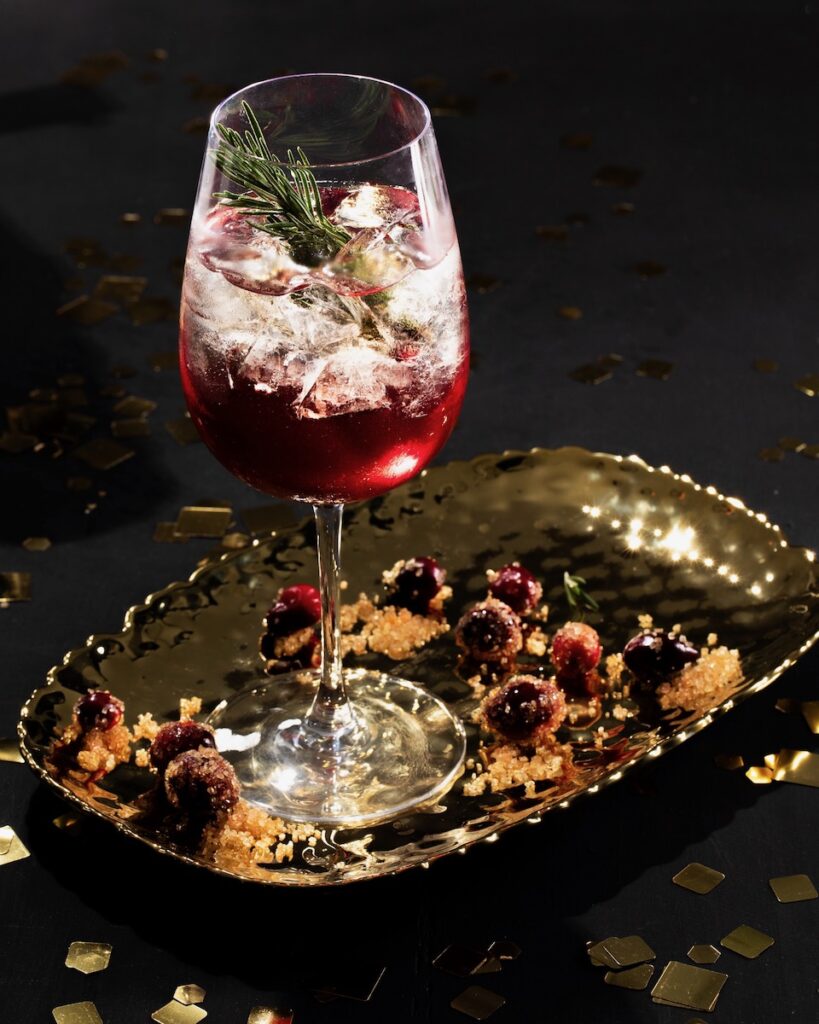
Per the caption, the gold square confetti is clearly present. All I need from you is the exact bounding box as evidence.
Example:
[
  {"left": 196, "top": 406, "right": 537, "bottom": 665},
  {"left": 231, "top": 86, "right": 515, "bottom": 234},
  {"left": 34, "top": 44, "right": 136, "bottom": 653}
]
[
  {"left": 600, "top": 935, "right": 655, "bottom": 967},
  {"left": 799, "top": 701, "right": 819, "bottom": 733},
  {"left": 721, "top": 924, "right": 774, "bottom": 959},
  {"left": 129, "top": 296, "right": 177, "bottom": 325},
  {"left": 247, "top": 1008, "right": 293, "bottom": 1024},
  {"left": 56, "top": 295, "right": 119, "bottom": 326},
  {"left": 152, "top": 1002, "right": 207, "bottom": 1024},
  {"left": 799, "top": 443, "right": 819, "bottom": 459},
  {"left": 433, "top": 944, "right": 488, "bottom": 976},
  {"left": 569, "top": 361, "right": 612, "bottom": 385},
  {"left": 94, "top": 275, "right": 147, "bottom": 304},
  {"left": 604, "top": 963, "right": 654, "bottom": 990},
  {"left": 612, "top": 201, "right": 635, "bottom": 214},
  {"left": 672, "top": 862, "right": 725, "bottom": 894},
  {"left": 472, "top": 956, "right": 502, "bottom": 975},
  {"left": 111, "top": 418, "right": 151, "bottom": 439},
  {"left": 53, "top": 812, "right": 83, "bottom": 833},
  {"left": 773, "top": 749, "right": 819, "bottom": 787},
  {"left": 557, "top": 305, "right": 582, "bottom": 320},
  {"left": 175, "top": 506, "right": 232, "bottom": 538},
  {"left": 242, "top": 504, "right": 297, "bottom": 536},
  {"left": 153, "top": 522, "right": 187, "bottom": 544},
  {"left": 154, "top": 208, "right": 189, "bottom": 226},
  {"left": 0, "top": 431, "right": 38, "bottom": 453},
  {"left": 758, "top": 446, "right": 784, "bottom": 462},
  {"left": 488, "top": 939, "right": 520, "bottom": 960},
  {"left": 22, "top": 536, "right": 51, "bottom": 552},
  {"left": 714, "top": 753, "right": 744, "bottom": 770},
  {"left": 634, "top": 260, "right": 667, "bottom": 277},
  {"left": 687, "top": 944, "right": 720, "bottom": 964},
  {"left": 651, "top": 961, "right": 727, "bottom": 1012},
  {"left": 637, "top": 359, "right": 673, "bottom": 380},
  {"left": 795, "top": 373, "right": 819, "bottom": 397},
  {"left": 72, "top": 438, "right": 134, "bottom": 470},
  {"left": 113, "top": 395, "right": 157, "bottom": 418},
  {"left": 121, "top": 212, "right": 142, "bottom": 224},
  {"left": 745, "top": 765, "right": 774, "bottom": 784},
  {"left": 535, "top": 224, "right": 569, "bottom": 241},
  {"left": 0, "top": 573, "right": 32, "bottom": 603},
  {"left": 315, "top": 964, "right": 385, "bottom": 1002},
  {"left": 0, "top": 738, "right": 24, "bottom": 764},
  {"left": 65, "top": 941, "right": 112, "bottom": 974},
  {"left": 753, "top": 358, "right": 779, "bottom": 373},
  {"left": 174, "top": 984, "right": 206, "bottom": 1005},
  {"left": 778, "top": 436, "right": 806, "bottom": 453},
  {"left": 450, "top": 986, "right": 506, "bottom": 1021},
  {"left": 52, "top": 1002, "right": 103, "bottom": 1024},
  {"left": 0, "top": 825, "right": 30, "bottom": 865},
  {"left": 165, "top": 417, "right": 201, "bottom": 446},
  {"left": 769, "top": 874, "right": 818, "bottom": 903},
  {"left": 593, "top": 165, "right": 642, "bottom": 187}
]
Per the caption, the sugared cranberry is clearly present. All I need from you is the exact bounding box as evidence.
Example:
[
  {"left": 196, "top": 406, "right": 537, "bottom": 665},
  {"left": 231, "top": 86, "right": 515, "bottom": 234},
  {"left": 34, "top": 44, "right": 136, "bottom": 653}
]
[
  {"left": 623, "top": 629, "right": 700, "bottom": 680},
  {"left": 265, "top": 583, "right": 322, "bottom": 637},
  {"left": 551, "top": 622, "right": 602, "bottom": 680},
  {"left": 149, "top": 720, "right": 216, "bottom": 773},
  {"left": 483, "top": 675, "right": 567, "bottom": 742},
  {"left": 455, "top": 598, "right": 523, "bottom": 663},
  {"left": 260, "top": 630, "right": 320, "bottom": 674},
  {"left": 75, "top": 690, "right": 124, "bottom": 732},
  {"left": 387, "top": 557, "right": 446, "bottom": 615},
  {"left": 488, "top": 564, "right": 543, "bottom": 615},
  {"left": 164, "top": 748, "right": 239, "bottom": 820}
]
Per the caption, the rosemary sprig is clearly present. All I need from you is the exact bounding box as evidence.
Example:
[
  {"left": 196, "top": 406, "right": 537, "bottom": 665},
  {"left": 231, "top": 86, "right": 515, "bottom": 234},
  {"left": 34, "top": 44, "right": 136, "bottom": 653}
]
[
  {"left": 211, "top": 101, "right": 350, "bottom": 266},
  {"left": 563, "top": 571, "right": 599, "bottom": 621}
]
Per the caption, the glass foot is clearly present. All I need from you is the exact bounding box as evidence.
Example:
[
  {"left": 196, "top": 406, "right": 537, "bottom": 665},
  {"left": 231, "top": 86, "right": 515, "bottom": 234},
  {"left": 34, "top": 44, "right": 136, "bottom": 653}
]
[{"left": 208, "top": 668, "right": 466, "bottom": 827}]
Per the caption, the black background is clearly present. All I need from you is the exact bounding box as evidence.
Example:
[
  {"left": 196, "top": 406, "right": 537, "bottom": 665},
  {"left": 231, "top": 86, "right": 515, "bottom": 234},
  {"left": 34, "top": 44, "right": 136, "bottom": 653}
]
[{"left": 1, "top": 2, "right": 818, "bottom": 1021}]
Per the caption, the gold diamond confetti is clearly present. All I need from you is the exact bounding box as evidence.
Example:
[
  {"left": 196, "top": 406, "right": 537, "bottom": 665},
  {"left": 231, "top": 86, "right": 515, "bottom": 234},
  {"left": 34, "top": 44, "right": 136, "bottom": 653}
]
[
  {"left": 0, "top": 825, "right": 30, "bottom": 865},
  {"left": 753, "top": 358, "right": 778, "bottom": 373},
  {"left": 112, "top": 418, "right": 151, "bottom": 438},
  {"left": 535, "top": 224, "right": 569, "bottom": 241},
  {"left": 154, "top": 208, "right": 189, "bottom": 226},
  {"left": 561, "top": 131, "right": 593, "bottom": 149},
  {"left": 242, "top": 504, "right": 298, "bottom": 536},
  {"left": 799, "top": 701, "right": 819, "bottom": 733},
  {"left": 450, "top": 986, "right": 506, "bottom": 1021},
  {"left": 612, "top": 201, "right": 635, "bottom": 214},
  {"left": 769, "top": 874, "right": 818, "bottom": 903},
  {"left": 113, "top": 395, "right": 157, "bottom": 418},
  {"left": 247, "top": 1009, "right": 293, "bottom": 1024},
  {"left": 315, "top": 964, "right": 385, "bottom": 1001},
  {"left": 120, "top": 212, "right": 141, "bottom": 224},
  {"left": 778, "top": 436, "right": 806, "bottom": 453},
  {"left": 773, "top": 749, "right": 819, "bottom": 787},
  {"left": 0, "top": 431, "right": 38, "bottom": 453},
  {"left": 634, "top": 260, "right": 667, "bottom": 277},
  {"left": 52, "top": 1002, "right": 103, "bottom": 1024},
  {"left": 152, "top": 1002, "right": 207, "bottom": 1024},
  {"left": 433, "top": 945, "right": 488, "bottom": 976},
  {"left": 557, "top": 305, "right": 583, "bottom": 320},
  {"left": 688, "top": 944, "right": 720, "bottom": 964},
  {"left": 65, "top": 941, "right": 112, "bottom": 974},
  {"left": 53, "top": 812, "right": 83, "bottom": 833},
  {"left": 150, "top": 47, "right": 169, "bottom": 61},
  {"left": 56, "top": 295, "right": 119, "bottom": 326},
  {"left": 714, "top": 753, "right": 744, "bottom": 770},
  {"left": 153, "top": 522, "right": 187, "bottom": 544},
  {"left": 0, "top": 573, "right": 32, "bottom": 603},
  {"left": 64, "top": 237, "right": 107, "bottom": 264},
  {"left": 593, "top": 165, "right": 642, "bottom": 188},
  {"left": 799, "top": 443, "right": 819, "bottom": 459},
  {"left": 129, "top": 296, "right": 177, "bottom": 325},
  {"left": 473, "top": 956, "right": 503, "bottom": 975},
  {"left": 651, "top": 961, "right": 727, "bottom": 1012},
  {"left": 721, "top": 924, "right": 774, "bottom": 959},
  {"left": 165, "top": 417, "right": 201, "bottom": 445},
  {"left": 72, "top": 438, "right": 134, "bottom": 470},
  {"left": 569, "top": 361, "right": 613, "bottom": 385},
  {"left": 795, "top": 373, "right": 819, "bottom": 397},
  {"left": 488, "top": 939, "right": 521, "bottom": 960},
  {"left": 604, "top": 963, "right": 654, "bottom": 990},
  {"left": 0, "top": 738, "right": 24, "bottom": 764},
  {"left": 174, "top": 984, "right": 206, "bottom": 1005},
  {"left": 22, "top": 537, "right": 51, "bottom": 552},
  {"left": 672, "top": 862, "right": 725, "bottom": 894},
  {"left": 465, "top": 273, "right": 501, "bottom": 294},
  {"left": 745, "top": 765, "right": 774, "bottom": 784},
  {"left": 758, "top": 446, "right": 784, "bottom": 462},
  {"left": 94, "top": 275, "right": 147, "bottom": 304},
  {"left": 637, "top": 359, "right": 673, "bottom": 380},
  {"left": 175, "top": 506, "right": 232, "bottom": 538}
]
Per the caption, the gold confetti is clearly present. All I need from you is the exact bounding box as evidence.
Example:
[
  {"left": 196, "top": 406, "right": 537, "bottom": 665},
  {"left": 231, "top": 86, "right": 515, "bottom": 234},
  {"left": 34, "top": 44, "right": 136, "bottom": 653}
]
[
  {"left": 120, "top": 212, "right": 141, "bottom": 225},
  {"left": 152, "top": 1002, "right": 207, "bottom": 1024},
  {"left": 411, "top": 74, "right": 447, "bottom": 95},
  {"left": 687, "top": 944, "right": 720, "bottom": 964},
  {"left": 0, "top": 431, "right": 38, "bottom": 454},
  {"left": 473, "top": 957, "right": 503, "bottom": 975},
  {"left": 72, "top": 438, "right": 134, "bottom": 470},
  {"left": 795, "top": 373, "right": 819, "bottom": 397},
  {"left": 65, "top": 941, "right": 112, "bottom": 974},
  {"left": 148, "top": 351, "right": 179, "bottom": 372},
  {"left": 52, "top": 1002, "right": 103, "bottom": 1024},
  {"left": 753, "top": 358, "right": 778, "bottom": 373},
  {"left": 173, "top": 985, "right": 206, "bottom": 1005},
  {"left": 561, "top": 131, "right": 592, "bottom": 149},
  {"left": 53, "top": 812, "right": 82, "bottom": 833},
  {"left": 720, "top": 924, "right": 774, "bottom": 959},
  {"left": 672, "top": 863, "right": 725, "bottom": 895},
  {"left": 450, "top": 986, "right": 506, "bottom": 1020},
  {"left": 557, "top": 305, "right": 582, "bottom": 320},
  {"left": 758, "top": 447, "right": 784, "bottom": 462},
  {"left": 593, "top": 165, "right": 642, "bottom": 188},
  {"left": 113, "top": 395, "right": 157, "bottom": 418},
  {"left": 112, "top": 418, "right": 151, "bottom": 438},
  {"left": 634, "top": 260, "right": 667, "bottom": 277},
  {"left": 772, "top": 748, "right": 819, "bottom": 787},
  {"left": 129, "top": 296, "right": 177, "bottom": 325},
  {"left": 488, "top": 939, "right": 521, "bottom": 960},
  {"left": 604, "top": 964, "right": 654, "bottom": 990},
  {"left": 612, "top": 201, "right": 635, "bottom": 214},
  {"left": 165, "top": 417, "right": 201, "bottom": 445},
  {"left": 799, "top": 443, "right": 819, "bottom": 460},
  {"left": 594, "top": 935, "right": 655, "bottom": 968},
  {"left": 242, "top": 504, "right": 298, "bottom": 536},
  {"left": 745, "top": 765, "right": 774, "bottom": 784},
  {"left": 535, "top": 224, "right": 569, "bottom": 241},
  {"left": 637, "top": 359, "right": 673, "bottom": 380},
  {"left": 94, "top": 275, "right": 147, "bottom": 304},
  {"left": 0, "top": 825, "right": 30, "bottom": 865},
  {"left": 433, "top": 945, "right": 488, "bottom": 976},
  {"left": 651, "top": 961, "right": 727, "bottom": 1012},
  {"left": 315, "top": 965, "right": 386, "bottom": 1002},
  {"left": 175, "top": 506, "right": 232, "bottom": 538},
  {"left": 56, "top": 295, "right": 119, "bottom": 326},
  {"left": 150, "top": 47, "right": 169, "bottom": 61},
  {"left": 569, "top": 358, "right": 618, "bottom": 385},
  {"left": 0, "top": 573, "right": 32, "bottom": 603},
  {"left": 22, "top": 537, "right": 51, "bottom": 552},
  {"left": 778, "top": 436, "right": 806, "bottom": 453},
  {"left": 769, "top": 874, "right": 818, "bottom": 903},
  {"left": 247, "top": 1010, "right": 293, "bottom": 1024},
  {"left": 430, "top": 94, "right": 477, "bottom": 117},
  {"left": 154, "top": 208, "right": 189, "bottom": 226},
  {"left": 153, "top": 522, "right": 187, "bottom": 544},
  {"left": 0, "top": 738, "right": 24, "bottom": 764},
  {"left": 465, "top": 273, "right": 501, "bottom": 294},
  {"left": 714, "top": 753, "right": 744, "bottom": 770}
]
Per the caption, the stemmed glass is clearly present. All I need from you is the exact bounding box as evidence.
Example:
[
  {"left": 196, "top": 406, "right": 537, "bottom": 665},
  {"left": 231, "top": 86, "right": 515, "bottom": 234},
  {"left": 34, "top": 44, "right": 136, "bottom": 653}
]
[{"left": 179, "top": 74, "right": 470, "bottom": 826}]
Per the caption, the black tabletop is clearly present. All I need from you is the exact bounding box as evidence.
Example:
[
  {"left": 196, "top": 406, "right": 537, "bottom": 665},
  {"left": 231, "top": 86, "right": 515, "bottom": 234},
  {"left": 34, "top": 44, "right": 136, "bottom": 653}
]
[{"left": 2, "top": 2, "right": 818, "bottom": 1021}]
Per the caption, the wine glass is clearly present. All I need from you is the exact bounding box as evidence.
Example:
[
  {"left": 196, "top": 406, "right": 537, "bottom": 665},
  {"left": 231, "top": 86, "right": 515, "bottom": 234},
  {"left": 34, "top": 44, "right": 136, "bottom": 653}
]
[{"left": 179, "top": 74, "right": 470, "bottom": 826}]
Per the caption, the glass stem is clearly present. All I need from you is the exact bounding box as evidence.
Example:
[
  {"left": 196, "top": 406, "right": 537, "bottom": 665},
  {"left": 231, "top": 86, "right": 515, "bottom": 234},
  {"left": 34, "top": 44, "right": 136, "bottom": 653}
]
[{"left": 306, "top": 503, "right": 354, "bottom": 737}]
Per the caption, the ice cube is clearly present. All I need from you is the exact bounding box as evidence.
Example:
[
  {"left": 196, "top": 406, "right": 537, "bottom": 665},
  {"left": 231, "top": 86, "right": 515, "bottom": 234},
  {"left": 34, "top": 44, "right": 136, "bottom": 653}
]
[
  {"left": 332, "top": 184, "right": 418, "bottom": 230},
  {"left": 295, "top": 347, "right": 413, "bottom": 418},
  {"left": 321, "top": 228, "right": 415, "bottom": 296}
]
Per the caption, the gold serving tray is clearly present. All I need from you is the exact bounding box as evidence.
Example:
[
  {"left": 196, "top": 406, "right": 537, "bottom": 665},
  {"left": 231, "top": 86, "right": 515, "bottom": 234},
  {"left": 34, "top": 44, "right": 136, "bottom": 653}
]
[{"left": 18, "top": 448, "right": 819, "bottom": 885}]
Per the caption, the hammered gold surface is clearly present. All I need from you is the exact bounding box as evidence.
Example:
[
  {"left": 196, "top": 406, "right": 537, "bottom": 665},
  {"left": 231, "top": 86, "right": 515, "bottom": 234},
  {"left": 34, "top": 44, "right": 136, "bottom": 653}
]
[{"left": 17, "top": 448, "right": 819, "bottom": 886}]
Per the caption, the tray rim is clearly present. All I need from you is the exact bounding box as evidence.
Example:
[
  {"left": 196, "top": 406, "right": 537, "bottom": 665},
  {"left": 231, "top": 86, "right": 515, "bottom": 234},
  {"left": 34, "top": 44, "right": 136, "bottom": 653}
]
[{"left": 17, "top": 445, "right": 819, "bottom": 886}]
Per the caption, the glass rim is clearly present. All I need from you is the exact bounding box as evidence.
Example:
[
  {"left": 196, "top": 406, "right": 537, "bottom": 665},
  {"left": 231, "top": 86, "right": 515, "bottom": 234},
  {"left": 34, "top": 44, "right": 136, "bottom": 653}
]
[{"left": 208, "top": 72, "right": 433, "bottom": 169}]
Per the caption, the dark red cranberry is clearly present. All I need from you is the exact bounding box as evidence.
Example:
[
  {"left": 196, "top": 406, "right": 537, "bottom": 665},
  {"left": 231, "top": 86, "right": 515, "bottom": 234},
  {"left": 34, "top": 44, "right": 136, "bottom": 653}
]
[
  {"left": 388, "top": 557, "right": 446, "bottom": 614},
  {"left": 455, "top": 598, "right": 523, "bottom": 663},
  {"left": 488, "top": 564, "right": 543, "bottom": 614},
  {"left": 149, "top": 720, "right": 216, "bottom": 773},
  {"left": 623, "top": 629, "right": 700, "bottom": 680},
  {"left": 164, "top": 749, "right": 240, "bottom": 820},
  {"left": 551, "top": 622, "right": 602, "bottom": 680},
  {"left": 75, "top": 690, "right": 124, "bottom": 732},
  {"left": 483, "top": 675, "right": 567, "bottom": 742},
  {"left": 265, "top": 583, "right": 322, "bottom": 636}
]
